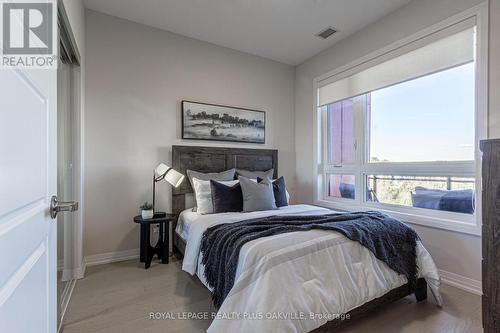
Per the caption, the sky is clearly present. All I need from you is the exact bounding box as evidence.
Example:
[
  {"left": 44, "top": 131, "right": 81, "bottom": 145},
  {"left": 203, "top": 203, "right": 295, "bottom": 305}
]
[{"left": 369, "top": 62, "right": 475, "bottom": 162}]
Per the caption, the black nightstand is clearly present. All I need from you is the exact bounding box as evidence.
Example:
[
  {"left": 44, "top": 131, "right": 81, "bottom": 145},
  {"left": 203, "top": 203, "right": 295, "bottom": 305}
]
[{"left": 133, "top": 212, "right": 176, "bottom": 269}]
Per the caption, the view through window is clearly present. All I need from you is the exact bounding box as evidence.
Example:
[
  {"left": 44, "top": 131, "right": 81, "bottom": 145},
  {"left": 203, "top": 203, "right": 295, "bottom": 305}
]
[{"left": 319, "top": 24, "right": 477, "bottom": 218}]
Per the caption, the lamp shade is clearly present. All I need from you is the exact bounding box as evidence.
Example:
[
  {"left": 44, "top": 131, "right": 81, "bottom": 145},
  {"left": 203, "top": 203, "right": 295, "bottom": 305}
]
[
  {"left": 165, "top": 168, "right": 184, "bottom": 188},
  {"left": 154, "top": 163, "right": 169, "bottom": 179},
  {"left": 154, "top": 163, "right": 185, "bottom": 188}
]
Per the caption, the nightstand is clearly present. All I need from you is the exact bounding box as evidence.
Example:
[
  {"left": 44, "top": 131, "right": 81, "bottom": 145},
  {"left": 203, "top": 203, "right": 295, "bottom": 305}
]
[{"left": 133, "top": 212, "right": 176, "bottom": 269}]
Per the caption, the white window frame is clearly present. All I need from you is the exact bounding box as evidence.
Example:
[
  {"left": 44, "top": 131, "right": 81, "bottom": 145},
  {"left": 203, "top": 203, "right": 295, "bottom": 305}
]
[{"left": 312, "top": 4, "right": 487, "bottom": 236}]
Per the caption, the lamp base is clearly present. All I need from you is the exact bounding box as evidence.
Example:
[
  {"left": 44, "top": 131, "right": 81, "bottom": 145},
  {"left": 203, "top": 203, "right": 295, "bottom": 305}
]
[{"left": 153, "top": 211, "right": 167, "bottom": 218}]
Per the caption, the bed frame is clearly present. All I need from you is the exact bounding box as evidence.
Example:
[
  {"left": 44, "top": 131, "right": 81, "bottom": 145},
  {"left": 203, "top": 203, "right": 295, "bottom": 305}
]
[{"left": 170, "top": 145, "right": 427, "bottom": 330}]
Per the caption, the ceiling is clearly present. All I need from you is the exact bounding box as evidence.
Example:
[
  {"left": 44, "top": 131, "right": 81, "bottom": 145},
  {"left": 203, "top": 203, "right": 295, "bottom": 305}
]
[{"left": 83, "top": 0, "right": 412, "bottom": 65}]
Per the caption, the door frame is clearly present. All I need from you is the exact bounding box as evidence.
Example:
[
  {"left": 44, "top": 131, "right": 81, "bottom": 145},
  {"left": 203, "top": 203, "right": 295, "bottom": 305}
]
[
  {"left": 56, "top": 0, "right": 85, "bottom": 328},
  {"left": 57, "top": 0, "right": 85, "bottom": 283}
]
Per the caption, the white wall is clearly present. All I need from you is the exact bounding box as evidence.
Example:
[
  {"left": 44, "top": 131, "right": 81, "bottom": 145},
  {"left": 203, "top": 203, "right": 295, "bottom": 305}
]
[
  {"left": 84, "top": 10, "right": 295, "bottom": 256},
  {"left": 295, "top": 0, "right": 485, "bottom": 284}
]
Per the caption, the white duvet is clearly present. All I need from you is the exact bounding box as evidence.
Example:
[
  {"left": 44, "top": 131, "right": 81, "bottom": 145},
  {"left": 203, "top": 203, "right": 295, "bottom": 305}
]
[{"left": 177, "top": 204, "right": 442, "bottom": 333}]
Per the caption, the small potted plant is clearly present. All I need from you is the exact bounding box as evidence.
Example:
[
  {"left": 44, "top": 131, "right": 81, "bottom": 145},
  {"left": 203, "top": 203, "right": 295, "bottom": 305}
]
[{"left": 140, "top": 202, "right": 154, "bottom": 219}]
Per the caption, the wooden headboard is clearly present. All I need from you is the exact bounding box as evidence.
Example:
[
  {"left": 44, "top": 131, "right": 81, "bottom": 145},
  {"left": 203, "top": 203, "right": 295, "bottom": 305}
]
[
  {"left": 171, "top": 145, "right": 278, "bottom": 256},
  {"left": 171, "top": 145, "right": 278, "bottom": 215}
]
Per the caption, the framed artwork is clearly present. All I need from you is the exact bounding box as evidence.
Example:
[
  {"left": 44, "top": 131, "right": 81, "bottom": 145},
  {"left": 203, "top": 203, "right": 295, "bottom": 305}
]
[{"left": 181, "top": 100, "right": 265, "bottom": 144}]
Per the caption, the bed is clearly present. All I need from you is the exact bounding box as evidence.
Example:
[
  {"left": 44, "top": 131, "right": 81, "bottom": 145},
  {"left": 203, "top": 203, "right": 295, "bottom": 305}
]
[{"left": 171, "top": 145, "right": 442, "bottom": 333}]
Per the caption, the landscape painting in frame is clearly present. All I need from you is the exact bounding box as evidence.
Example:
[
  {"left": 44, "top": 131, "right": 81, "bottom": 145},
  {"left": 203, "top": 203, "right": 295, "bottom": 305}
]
[{"left": 182, "top": 101, "right": 265, "bottom": 144}]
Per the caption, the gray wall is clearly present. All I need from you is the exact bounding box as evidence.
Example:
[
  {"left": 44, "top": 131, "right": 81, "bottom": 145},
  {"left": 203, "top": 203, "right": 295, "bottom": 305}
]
[
  {"left": 294, "top": 0, "right": 486, "bottom": 283},
  {"left": 84, "top": 10, "right": 295, "bottom": 256}
]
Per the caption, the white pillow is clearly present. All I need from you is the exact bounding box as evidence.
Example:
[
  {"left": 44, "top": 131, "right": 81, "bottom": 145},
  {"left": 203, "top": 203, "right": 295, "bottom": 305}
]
[
  {"left": 192, "top": 178, "right": 239, "bottom": 214},
  {"left": 186, "top": 169, "right": 236, "bottom": 211}
]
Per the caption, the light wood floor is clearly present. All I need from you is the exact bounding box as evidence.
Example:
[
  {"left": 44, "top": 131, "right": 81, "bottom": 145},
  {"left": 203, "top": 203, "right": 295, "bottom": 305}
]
[{"left": 62, "top": 258, "right": 482, "bottom": 333}]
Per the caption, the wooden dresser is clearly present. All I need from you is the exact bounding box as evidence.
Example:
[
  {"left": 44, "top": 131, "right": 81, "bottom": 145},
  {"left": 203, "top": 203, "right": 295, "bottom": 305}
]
[{"left": 480, "top": 139, "right": 500, "bottom": 332}]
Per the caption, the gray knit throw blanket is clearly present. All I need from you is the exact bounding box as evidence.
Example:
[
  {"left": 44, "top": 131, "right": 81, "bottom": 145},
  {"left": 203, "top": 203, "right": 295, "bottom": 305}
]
[{"left": 200, "top": 211, "right": 420, "bottom": 308}]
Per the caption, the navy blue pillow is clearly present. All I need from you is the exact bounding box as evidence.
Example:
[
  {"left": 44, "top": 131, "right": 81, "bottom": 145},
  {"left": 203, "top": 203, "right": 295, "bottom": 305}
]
[
  {"left": 210, "top": 180, "right": 243, "bottom": 213},
  {"left": 411, "top": 188, "right": 443, "bottom": 210},
  {"left": 257, "top": 176, "right": 288, "bottom": 207},
  {"left": 339, "top": 182, "right": 355, "bottom": 199},
  {"left": 439, "top": 190, "right": 474, "bottom": 214},
  {"left": 411, "top": 187, "right": 475, "bottom": 214}
]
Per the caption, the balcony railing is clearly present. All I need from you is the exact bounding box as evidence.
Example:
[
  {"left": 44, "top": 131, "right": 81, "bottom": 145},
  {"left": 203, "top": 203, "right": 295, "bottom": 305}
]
[{"left": 366, "top": 175, "right": 475, "bottom": 214}]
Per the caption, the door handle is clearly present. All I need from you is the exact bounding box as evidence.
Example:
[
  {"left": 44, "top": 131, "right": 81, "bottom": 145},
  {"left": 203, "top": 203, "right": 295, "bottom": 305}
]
[{"left": 50, "top": 195, "right": 79, "bottom": 219}]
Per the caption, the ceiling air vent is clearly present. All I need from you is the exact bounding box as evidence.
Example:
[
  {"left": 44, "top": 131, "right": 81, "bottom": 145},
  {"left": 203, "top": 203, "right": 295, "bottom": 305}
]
[{"left": 316, "top": 27, "right": 337, "bottom": 39}]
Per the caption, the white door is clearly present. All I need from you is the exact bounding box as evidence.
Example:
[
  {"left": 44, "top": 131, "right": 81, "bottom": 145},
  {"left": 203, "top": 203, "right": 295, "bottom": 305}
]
[{"left": 0, "top": 64, "right": 58, "bottom": 332}]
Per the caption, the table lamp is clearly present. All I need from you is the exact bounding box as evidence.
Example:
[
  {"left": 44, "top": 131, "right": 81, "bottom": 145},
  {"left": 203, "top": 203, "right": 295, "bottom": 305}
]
[{"left": 153, "top": 163, "right": 185, "bottom": 215}]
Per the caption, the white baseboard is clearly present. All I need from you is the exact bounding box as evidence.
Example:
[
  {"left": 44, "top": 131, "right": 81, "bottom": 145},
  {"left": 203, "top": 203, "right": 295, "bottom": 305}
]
[
  {"left": 57, "top": 261, "right": 86, "bottom": 280},
  {"left": 84, "top": 248, "right": 140, "bottom": 267},
  {"left": 439, "top": 269, "right": 482, "bottom": 295},
  {"left": 74, "top": 261, "right": 86, "bottom": 279},
  {"left": 63, "top": 263, "right": 86, "bottom": 280}
]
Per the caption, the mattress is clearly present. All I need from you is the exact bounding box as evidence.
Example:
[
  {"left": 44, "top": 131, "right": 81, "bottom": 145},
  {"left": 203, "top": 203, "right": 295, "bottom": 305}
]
[
  {"left": 178, "top": 204, "right": 442, "bottom": 333},
  {"left": 175, "top": 204, "right": 324, "bottom": 242}
]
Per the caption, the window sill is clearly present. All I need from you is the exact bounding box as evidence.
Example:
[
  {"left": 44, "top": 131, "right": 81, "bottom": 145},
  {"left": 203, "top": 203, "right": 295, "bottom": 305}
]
[{"left": 314, "top": 199, "right": 481, "bottom": 236}]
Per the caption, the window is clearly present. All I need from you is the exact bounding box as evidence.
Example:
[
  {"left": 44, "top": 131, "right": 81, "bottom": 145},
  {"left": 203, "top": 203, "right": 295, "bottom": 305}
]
[
  {"left": 368, "top": 63, "right": 475, "bottom": 163},
  {"left": 327, "top": 174, "right": 356, "bottom": 200},
  {"left": 326, "top": 98, "right": 355, "bottom": 165},
  {"left": 316, "top": 18, "right": 483, "bottom": 229},
  {"left": 366, "top": 175, "right": 475, "bottom": 214}
]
